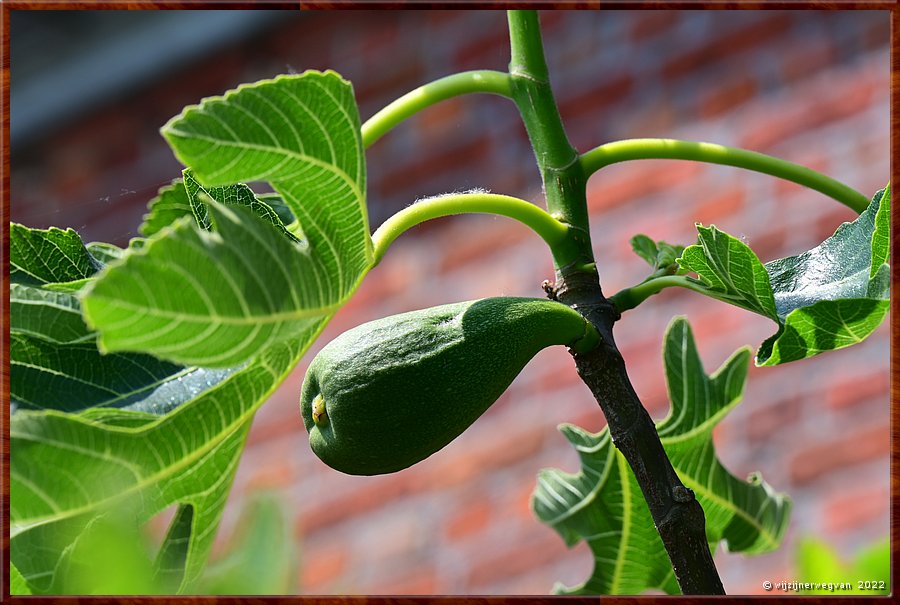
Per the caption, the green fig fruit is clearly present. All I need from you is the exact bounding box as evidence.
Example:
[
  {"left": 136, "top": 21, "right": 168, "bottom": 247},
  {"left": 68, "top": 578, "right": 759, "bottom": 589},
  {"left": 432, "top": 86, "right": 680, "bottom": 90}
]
[{"left": 300, "top": 297, "right": 598, "bottom": 475}]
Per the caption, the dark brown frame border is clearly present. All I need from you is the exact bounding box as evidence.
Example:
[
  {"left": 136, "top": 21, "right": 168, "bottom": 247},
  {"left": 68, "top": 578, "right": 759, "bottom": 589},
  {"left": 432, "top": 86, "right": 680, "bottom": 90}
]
[{"left": 1, "top": 1, "right": 895, "bottom": 602}]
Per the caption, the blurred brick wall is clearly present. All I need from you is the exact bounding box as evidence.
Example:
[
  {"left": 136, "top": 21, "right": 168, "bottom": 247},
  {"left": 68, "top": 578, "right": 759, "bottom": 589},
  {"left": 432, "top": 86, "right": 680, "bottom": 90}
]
[{"left": 10, "top": 10, "right": 890, "bottom": 595}]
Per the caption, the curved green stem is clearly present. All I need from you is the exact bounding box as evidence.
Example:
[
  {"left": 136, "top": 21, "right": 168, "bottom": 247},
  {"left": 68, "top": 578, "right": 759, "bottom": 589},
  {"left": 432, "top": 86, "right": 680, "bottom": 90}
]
[
  {"left": 361, "top": 70, "right": 513, "bottom": 148},
  {"left": 371, "top": 192, "right": 578, "bottom": 267},
  {"left": 609, "top": 275, "right": 719, "bottom": 313},
  {"left": 580, "top": 138, "right": 870, "bottom": 214}
]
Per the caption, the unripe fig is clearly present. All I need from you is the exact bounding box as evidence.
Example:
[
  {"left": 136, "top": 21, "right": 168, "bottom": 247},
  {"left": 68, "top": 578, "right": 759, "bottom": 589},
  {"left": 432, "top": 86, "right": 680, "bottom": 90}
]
[{"left": 300, "top": 297, "right": 599, "bottom": 475}]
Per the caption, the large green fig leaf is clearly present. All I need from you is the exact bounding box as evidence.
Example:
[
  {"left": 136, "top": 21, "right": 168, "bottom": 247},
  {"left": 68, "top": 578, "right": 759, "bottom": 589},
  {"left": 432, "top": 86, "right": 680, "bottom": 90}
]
[
  {"left": 82, "top": 70, "right": 372, "bottom": 368},
  {"left": 677, "top": 186, "right": 889, "bottom": 365},
  {"left": 533, "top": 318, "right": 790, "bottom": 595},
  {"left": 10, "top": 335, "right": 316, "bottom": 594},
  {"left": 8, "top": 225, "right": 236, "bottom": 416},
  {"left": 12, "top": 69, "right": 371, "bottom": 594},
  {"left": 10, "top": 225, "right": 245, "bottom": 593}
]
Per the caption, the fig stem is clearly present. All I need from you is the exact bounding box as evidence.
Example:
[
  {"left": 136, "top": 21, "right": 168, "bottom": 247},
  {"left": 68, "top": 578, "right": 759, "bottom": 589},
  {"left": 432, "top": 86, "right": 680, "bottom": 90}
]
[
  {"left": 580, "top": 138, "right": 869, "bottom": 214},
  {"left": 371, "top": 192, "right": 580, "bottom": 268},
  {"left": 362, "top": 70, "right": 513, "bottom": 149}
]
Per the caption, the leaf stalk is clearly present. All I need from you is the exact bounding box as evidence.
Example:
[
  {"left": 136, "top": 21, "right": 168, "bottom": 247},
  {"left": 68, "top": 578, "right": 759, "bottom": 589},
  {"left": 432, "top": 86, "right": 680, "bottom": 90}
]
[
  {"left": 371, "top": 193, "right": 578, "bottom": 268},
  {"left": 361, "top": 70, "right": 513, "bottom": 148},
  {"left": 581, "top": 138, "right": 869, "bottom": 214}
]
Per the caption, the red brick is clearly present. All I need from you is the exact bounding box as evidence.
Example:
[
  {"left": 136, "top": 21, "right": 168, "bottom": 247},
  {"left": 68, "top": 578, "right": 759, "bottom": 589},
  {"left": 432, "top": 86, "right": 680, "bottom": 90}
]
[
  {"left": 587, "top": 161, "right": 704, "bottom": 215},
  {"left": 744, "top": 393, "right": 804, "bottom": 443},
  {"left": 538, "top": 10, "right": 564, "bottom": 31},
  {"left": 534, "top": 352, "right": 579, "bottom": 393},
  {"left": 693, "top": 187, "right": 746, "bottom": 228},
  {"left": 358, "top": 14, "right": 400, "bottom": 56},
  {"left": 823, "top": 485, "right": 888, "bottom": 533},
  {"left": 569, "top": 408, "right": 608, "bottom": 434},
  {"left": 355, "top": 61, "right": 425, "bottom": 108},
  {"left": 437, "top": 216, "right": 532, "bottom": 273},
  {"left": 369, "top": 566, "right": 438, "bottom": 595},
  {"left": 781, "top": 38, "right": 836, "bottom": 83},
  {"left": 415, "top": 95, "right": 466, "bottom": 140},
  {"left": 699, "top": 76, "right": 757, "bottom": 118},
  {"left": 855, "top": 133, "right": 889, "bottom": 168},
  {"left": 774, "top": 154, "right": 829, "bottom": 200},
  {"left": 246, "top": 463, "right": 295, "bottom": 490},
  {"left": 376, "top": 136, "right": 491, "bottom": 199},
  {"left": 301, "top": 544, "right": 348, "bottom": 591},
  {"left": 826, "top": 370, "right": 889, "bottom": 410},
  {"left": 445, "top": 498, "right": 492, "bottom": 541},
  {"left": 245, "top": 368, "right": 306, "bottom": 447},
  {"left": 749, "top": 224, "right": 788, "bottom": 261},
  {"left": 813, "top": 205, "right": 860, "bottom": 244},
  {"left": 662, "top": 15, "right": 792, "bottom": 81},
  {"left": 335, "top": 257, "right": 415, "bottom": 320},
  {"left": 297, "top": 474, "right": 415, "bottom": 536},
  {"left": 689, "top": 304, "right": 750, "bottom": 348},
  {"left": 467, "top": 530, "right": 568, "bottom": 588},
  {"left": 424, "top": 424, "right": 549, "bottom": 490},
  {"left": 513, "top": 477, "right": 540, "bottom": 522},
  {"left": 790, "top": 425, "right": 889, "bottom": 485},
  {"left": 453, "top": 26, "right": 511, "bottom": 71},
  {"left": 558, "top": 74, "right": 635, "bottom": 123},
  {"left": 863, "top": 17, "right": 890, "bottom": 52},
  {"left": 631, "top": 11, "right": 677, "bottom": 41},
  {"left": 739, "top": 75, "right": 877, "bottom": 152}
]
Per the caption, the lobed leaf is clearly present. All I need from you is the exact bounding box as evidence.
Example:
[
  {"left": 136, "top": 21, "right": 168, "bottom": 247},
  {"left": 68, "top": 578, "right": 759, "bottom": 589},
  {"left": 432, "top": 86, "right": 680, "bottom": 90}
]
[
  {"left": 533, "top": 318, "right": 790, "bottom": 595},
  {"left": 677, "top": 187, "right": 890, "bottom": 365},
  {"left": 10, "top": 334, "right": 316, "bottom": 594},
  {"left": 83, "top": 70, "right": 373, "bottom": 368},
  {"left": 12, "top": 69, "right": 372, "bottom": 594},
  {"left": 9, "top": 226, "right": 238, "bottom": 417}
]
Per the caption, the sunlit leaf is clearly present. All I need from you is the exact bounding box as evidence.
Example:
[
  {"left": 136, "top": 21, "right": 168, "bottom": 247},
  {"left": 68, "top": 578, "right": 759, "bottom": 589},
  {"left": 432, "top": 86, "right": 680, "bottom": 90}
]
[
  {"left": 533, "top": 318, "right": 790, "bottom": 594},
  {"left": 677, "top": 187, "right": 890, "bottom": 365},
  {"left": 83, "top": 71, "right": 373, "bottom": 368}
]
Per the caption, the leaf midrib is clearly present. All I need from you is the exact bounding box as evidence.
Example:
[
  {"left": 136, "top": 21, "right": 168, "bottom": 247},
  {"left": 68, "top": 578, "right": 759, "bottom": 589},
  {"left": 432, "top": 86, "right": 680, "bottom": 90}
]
[
  {"left": 676, "top": 471, "right": 779, "bottom": 550},
  {"left": 86, "top": 295, "right": 342, "bottom": 325}
]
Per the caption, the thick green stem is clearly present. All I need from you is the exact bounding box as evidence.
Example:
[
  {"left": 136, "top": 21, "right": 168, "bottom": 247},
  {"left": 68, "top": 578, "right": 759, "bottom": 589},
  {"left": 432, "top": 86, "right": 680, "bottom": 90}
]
[
  {"left": 581, "top": 138, "right": 869, "bottom": 214},
  {"left": 507, "top": 11, "right": 587, "bottom": 237},
  {"left": 371, "top": 193, "right": 578, "bottom": 268},
  {"left": 507, "top": 11, "right": 725, "bottom": 595},
  {"left": 361, "top": 70, "right": 512, "bottom": 148}
]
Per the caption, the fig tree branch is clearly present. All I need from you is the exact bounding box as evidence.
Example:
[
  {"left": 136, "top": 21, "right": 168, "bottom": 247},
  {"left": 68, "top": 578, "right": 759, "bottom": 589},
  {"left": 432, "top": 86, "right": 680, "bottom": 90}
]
[{"left": 507, "top": 10, "right": 725, "bottom": 595}]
